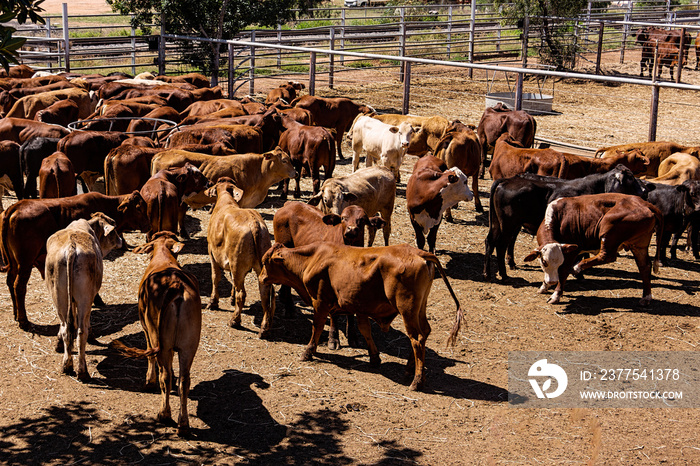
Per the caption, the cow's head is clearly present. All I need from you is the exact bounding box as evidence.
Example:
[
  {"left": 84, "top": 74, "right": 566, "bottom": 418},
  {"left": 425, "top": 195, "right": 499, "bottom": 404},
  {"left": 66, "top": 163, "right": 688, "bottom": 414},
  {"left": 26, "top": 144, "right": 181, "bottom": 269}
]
[
  {"left": 88, "top": 212, "right": 123, "bottom": 256},
  {"left": 616, "top": 149, "right": 650, "bottom": 175},
  {"left": 524, "top": 243, "right": 579, "bottom": 289},
  {"left": 680, "top": 180, "right": 700, "bottom": 216},
  {"left": 117, "top": 191, "right": 151, "bottom": 233},
  {"left": 133, "top": 231, "right": 184, "bottom": 257},
  {"left": 260, "top": 243, "right": 297, "bottom": 287},
  {"left": 608, "top": 164, "right": 651, "bottom": 199},
  {"left": 264, "top": 147, "right": 297, "bottom": 181},
  {"left": 321, "top": 205, "right": 379, "bottom": 247},
  {"left": 177, "top": 162, "right": 211, "bottom": 201},
  {"left": 205, "top": 176, "right": 244, "bottom": 204},
  {"left": 308, "top": 179, "right": 357, "bottom": 215}
]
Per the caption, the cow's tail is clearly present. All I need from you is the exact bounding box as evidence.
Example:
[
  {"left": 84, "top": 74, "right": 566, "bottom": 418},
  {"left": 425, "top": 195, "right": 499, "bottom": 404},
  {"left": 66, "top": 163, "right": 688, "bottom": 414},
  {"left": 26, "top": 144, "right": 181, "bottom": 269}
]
[
  {"left": 557, "top": 153, "right": 569, "bottom": 179},
  {"left": 110, "top": 339, "right": 160, "bottom": 359},
  {"left": 65, "top": 245, "right": 77, "bottom": 345},
  {"left": 652, "top": 206, "right": 664, "bottom": 274},
  {"left": 419, "top": 251, "right": 464, "bottom": 347},
  {"left": 0, "top": 211, "right": 10, "bottom": 273},
  {"left": 104, "top": 151, "right": 115, "bottom": 196}
]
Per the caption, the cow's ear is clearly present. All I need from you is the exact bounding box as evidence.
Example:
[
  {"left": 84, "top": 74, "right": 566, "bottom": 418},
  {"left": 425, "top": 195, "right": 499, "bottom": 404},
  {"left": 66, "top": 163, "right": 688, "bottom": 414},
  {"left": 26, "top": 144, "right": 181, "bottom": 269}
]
[
  {"left": 389, "top": 126, "right": 399, "bottom": 134},
  {"left": 231, "top": 185, "right": 244, "bottom": 202},
  {"left": 523, "top": 249, "right": 541, "bottom": 262},
  {"left": 561, "top": 244, "right": 579, "bottom": 254},
  {"left": 170, "top": 241, "right": 185, "bottom": 254},
  {"left": 307, "top": 193, "right": 322, "bottom": 206},
  {"left": 323, "top": 214, "right": 342, "bottom": 226},
  {"left": 103, "top": 224, "right": 115, "bottom": 239},
  {"left": 642, "top": 156, "right": 650, "bottom": 166},
  {"left": 368, "top": 215, "right": 386, "bottom": 230},
  {"left": 676, "top": 183, "right": 690, "bottom": 193},
  {"left": 204, "top": 185, "right": 217, "bottom": 198}
]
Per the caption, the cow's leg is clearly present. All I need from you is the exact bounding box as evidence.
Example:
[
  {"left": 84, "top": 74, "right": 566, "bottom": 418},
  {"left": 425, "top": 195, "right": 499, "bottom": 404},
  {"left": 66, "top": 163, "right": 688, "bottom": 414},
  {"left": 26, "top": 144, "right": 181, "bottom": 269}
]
[
  {"left": 351, "top": 144, "right": 362, "bottom": 172},
  {"left": 381, "top": 217, "right": 391, "bottom": 246},
  {"left": 76, "top": 302, "right": 92, "bottom": 382},
  {"left": 328, "top": 315, "right": 341, "bottom": 350},
  {"left": 670, "top": 230, "right": 682, "bottom": 261},
  {"left": 472, "top": 174, "right": 483, "bottom": 213},
  {"left": 410, "top": 219, "right": 426, "bottom": 251},
  {"left": 444, "top": 206, "right": 454, "bottom": 223},
  {"left": 176, "top": 354, "right": 193, "bottom": 437},
  {"left": 57, "top": 312, "right": 74, "bottom": 376},
  {"left": 207, "top": 258, "right": 222, "bottom": 310},
  {"left": 177, "top": 204, "right": 190, "bottom": 240},
  {"left": 12, "top": 266, "right": 32, "bottom": 329},
  {"left": 483, "top": 232, "right": 495, "bottom": 281},
  {"left": 311, "top": 167, "right": 321, "bottom": 196},
  {"left": 336, "top": 136, "right": 344, "bottom": 160},
  {"left": 280, "top": 284, "right": 295, "bottom": 318},
  {"left": 479, "top": 142, "right": 489, "bottom": 179},
  {"left": 302, "top": 305, "right": 330, "bottom": 361},
  {"left": 255, "top": 265, "right": 275, "bottom": 339},
  {"left": 658, "top": 231, "right": 671, "bottom": 265},
  {"left": 631, "top": 246, "right": 653, "bottom": 306},
  {"left": 572, "top": 238, "right": 618, "bottom": 275},
  {"left": 156, "top": 349, "right": 174, "bottom": 426},
  {"left": 281, "top": 178, "right": 289, "bottom": 200},
  {"left": 403, "top": 309, "right": 430, "bottom": 391},
  {"left": 426, "top": 224, "right": 440, "bottom": 254},
  {"left": 293, "top": 167, "right": 303, "bottom": 198},
  {"left": 506, "top": 234, "right": 517, "bottom": 270},
  {"left": 229, "top": 268, "right": 248, "bottom": 328},
  {"left": 356, "top": 315, "right": 380, "bottom": 366}
]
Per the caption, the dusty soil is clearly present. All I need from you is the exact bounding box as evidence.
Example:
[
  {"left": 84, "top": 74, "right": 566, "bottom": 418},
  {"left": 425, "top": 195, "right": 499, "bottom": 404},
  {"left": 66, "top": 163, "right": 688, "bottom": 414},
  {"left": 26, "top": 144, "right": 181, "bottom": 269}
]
[
  {"left": 3, "top": 26, "right": 700, "bottom": 466},
  {"left": 41, "top": 0, "right": 112, "bottom": 15}
]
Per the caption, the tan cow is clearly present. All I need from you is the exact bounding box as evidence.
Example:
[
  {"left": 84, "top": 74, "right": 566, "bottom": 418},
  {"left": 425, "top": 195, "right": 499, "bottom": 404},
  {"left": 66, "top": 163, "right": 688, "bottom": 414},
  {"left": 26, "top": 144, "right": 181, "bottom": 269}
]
[
  {"left": 150, "top": 147, "right": 296, "bottom": 208},
  {"left": 648, "top": 153, "right": 700, "bottom": 185},
  {"left": 205, "top": 178, "right": 275, "bottom": 336},
  {"left": 260, "top": 242, "right": 464, "bottom": 391},
  {"left": 0, "top": 118, "right": 69, "bottom": 144},
  {"left": 373, "top": 114, "right": 447, "bottom": 157},
  {"left": 5, "top": 87, "right": 96, "bottom": 120},
  {"left": 111, "top": 232, "right": 201, "bottom": 437},
  {"left": 45, "top": 214, "right": 122, "bottom": 381},
  {"left": 595, "top": 141, "right": 700, "bottom": 178}
]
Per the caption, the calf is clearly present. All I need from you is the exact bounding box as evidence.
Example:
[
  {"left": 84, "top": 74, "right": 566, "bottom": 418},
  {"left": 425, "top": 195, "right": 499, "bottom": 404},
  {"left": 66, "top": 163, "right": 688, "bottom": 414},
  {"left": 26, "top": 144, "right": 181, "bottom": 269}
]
[
  {"left": 35, "top": 99, "right": 79, "bottom": 127},
  {"left": 484, "top": 165, "right": 649, "bottom": 281},
  {"left": 111, "top": 232, "right": 201, "bottom": 437},
  {"left": 45, "top": 213, "right": 122, "bottom": 381},
  {"left": 0, "top": 140, "right": 24, "bottom": 210},
  {"left": 39, "top": 152, "right": 76, "bottom": 199},
  {"left": 260, "top": 242, "right": 464, "bottom": 391},
  {"left": 595, "top": 141, "right": 700, "bottom": 178},
  {"left": 57, "top": 131, "right": 131, "bottom": 191},
  {"left": 19, "top": 136, "right": 60, "bottom": 198},
  {"left": 0, "top": 191, "right": 150, "bottom": 329},
  {"left": 642, "top": 180, "right": 700, "bottom": 264},
  {"left": 206, "top": 178, "right": 275, "bottom": 336},
  {"left": 373, "top": 114, "right": 446, "bottom": 157},
  {"left": 308, "top": 166, "right": 396, "bottom": 246},
  {"left": 139, "top": 163, "right": 210, "bottom": 240},
  {"left": 406, "top": 155, "right": 472, "bottom": 253},
  {"left": 278, "top": 112, "right": 336, "bottom": 198},
  {"left": 349, "top": 115, "right": 414, "bottom": 182},
  {"left": 265, "top": 81, "right": 305, "bottom": 105},
  {"left": 273, "top": 201, "right": 385, "bottom": 348},
  {"left": 489, "top": 133, "right": 568, "bottom": 180},
  {"left": 523, "top": 193, "right": 663, "bottom": 305}
]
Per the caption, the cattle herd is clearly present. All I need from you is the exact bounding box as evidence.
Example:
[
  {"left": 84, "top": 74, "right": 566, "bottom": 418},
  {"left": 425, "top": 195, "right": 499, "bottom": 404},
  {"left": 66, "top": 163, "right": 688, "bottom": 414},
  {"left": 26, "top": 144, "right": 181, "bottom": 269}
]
[{"left": 0, "top": 57, "right": 699, "bottom": 438}]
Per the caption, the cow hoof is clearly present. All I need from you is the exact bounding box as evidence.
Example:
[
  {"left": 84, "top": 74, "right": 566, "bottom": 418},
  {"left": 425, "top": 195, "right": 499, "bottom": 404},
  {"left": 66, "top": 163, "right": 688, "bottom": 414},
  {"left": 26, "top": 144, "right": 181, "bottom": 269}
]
[
  {"left": 55, "top": 339, "right": 64, "bottom": 353},
  {"left": 179, "top": 231, "right": 190, "bottom": 241},
  {"left": 507, "top": 263, "right": 517, "bottom": 271},
  {"left": 408, "top": 378, "right": 424, "bottom": 392},
  {"left": 369, "top": 353, "right": 381, "bottom": 367},
  {"left": 547, "top": 296, "right": 561, "bottom": 304},
  {"left": 207, "top": 301, "right": 219, "bottom": 310},
  {"left": 77, "top": 371, "right": 91, "bottom": 383},
  {"left": 17, "top": 319, "right": 31, "bottom": 331},
  {"left": 144, "top": 381, "right": 159, "bottom": 393},
  {"left": 300, "top": 349, "right": 314, "bottom": 361},
  {"left": 639, "top": 295, "right": 653, "bottom": 306},
  {"left": 177, "top": 425, "right": 192, "bottom": 438},
  {"left": 62, "top": 366, "right": 75, "bottom": 376},
  {"left": 258, "top": 329, "right": 271, "bottom": 340},
  {"left": 228, "top": 318, "right": 242, "bottom": 329},
  {"left": 328, "top": 339, "right": 340, "bottom": 351},
  {"left": 157, "top": 412, "right": 176, "bottom": 426},
  {"left": 93, "top": 294, "right": 105, "bottom": 307}
]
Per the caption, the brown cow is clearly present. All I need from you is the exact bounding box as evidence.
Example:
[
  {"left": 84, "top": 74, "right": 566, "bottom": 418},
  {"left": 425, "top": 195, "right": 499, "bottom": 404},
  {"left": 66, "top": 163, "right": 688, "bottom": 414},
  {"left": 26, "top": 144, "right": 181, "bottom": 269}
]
[
  {"left": 205, "top": 178, "right": 275, "bottom": 335},
  {"left": 278, "top": 112, "right": 336, "bottom": 197},
  {"left": 35, "top": 99, "right": 79, "bottom": 127},
  {"left": 139, "top": 163, "right": 210, "bottom": 240},
  {"left": 260, "top": 242, "right": 464, "bottom": 391},
  {"left": 150, "top": 147, "right": 296, "bottom": 208},
  {"left": 561, "top": 149, "right": 650, "bottom": 179},
  {"left": 696, "top": 31, "right": 700, "bottom": 70},
  {"left": 204, "top": 107, "right": 283, "bottom": 151},
  {"left": 292, "top": 95, "right": 374, "bottom": 159},
  {"left": 104, "top": 145, "right": 165, "bottom": 196},
  {"left": 373, "top": 114, "right": 447, "bottom": 157},
  {"left": 109, "top": 85, "right": 194, "bottom": 112},
  {"left": 126, "top": 106, "right": 181, "bottom": 141},
  {"left": 523, "top": 193, "right": 663, "bottom": 306},
  {"left": 111, "top": 232, "right": 201, "bottom": 437},
  {"left": 0, "top": 80, "right": 78, "bottom": 115},
  {"left": 157, "top": 72, "right": 210, "bottom": 88},
  {"left": 406, "top": 155, "right": 473, "bottom": 253},
  {"left": 57, "top": 131, "right": 131, "bottom": 191},
  {"left": 45, "top": 214, "right": 122, "bottom": 381},
  {"left": 0, "top": 117, "right": 69, "bottom": 144},
  {"left": 179, "top": 98, "right": 245, "bottom": 119},
  {"left": 279, "top": 107, "right": 314, "bottom": 125},
  {"left": 0, "top": 64, "right": 35, "bottom": 79},
  {"left": 595, "top": 141, "right": 700, "bottom": 178},
  {"left": 489, "top": 133, "right": 567, "bottom": 181},
  {"left": 273, "top": 201, "right": 385, "bottom": 345},
  {"left": 0, "top": 140, "right": 24, "bottom": 210},
  {"left": 433, "top": 119, "right": 483, "bottom": 213},
  {"left": 165, "top": 125, "right": 263, "bottom": 154},
  {"left": 5, "top": 87, "right": 96, "bottom": 120},
  {"left": 265, "top": 81, "right": 306, "bottom": 105},
  {"left": 648, "top": 153, "right": 700, "bottom": 185},
  {"left": 636, "top": 27, "right": 691, "bottom": 78},
  {"left": 0, "top": 191, "right": 150, "bottom": 329},
  {"left": 477, "top": 102, "right": 537, "bottom": 178},
  {"left": 39, "top": 152, "right": 76, "bottom": 199}
]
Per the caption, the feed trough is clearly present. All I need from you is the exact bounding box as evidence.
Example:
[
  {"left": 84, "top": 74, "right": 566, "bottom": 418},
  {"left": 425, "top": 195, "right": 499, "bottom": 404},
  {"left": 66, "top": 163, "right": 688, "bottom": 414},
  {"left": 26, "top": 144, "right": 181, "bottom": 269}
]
[{"left": 485, "top": 91, "right": 553, "bottom": 115}]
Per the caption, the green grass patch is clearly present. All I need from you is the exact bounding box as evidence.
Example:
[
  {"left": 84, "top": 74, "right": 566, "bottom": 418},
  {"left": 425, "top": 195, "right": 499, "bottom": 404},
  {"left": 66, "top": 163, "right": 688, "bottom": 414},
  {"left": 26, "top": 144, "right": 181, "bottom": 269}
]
[{"left": 346, "top": 60, "right": 373, "bottom": 68}]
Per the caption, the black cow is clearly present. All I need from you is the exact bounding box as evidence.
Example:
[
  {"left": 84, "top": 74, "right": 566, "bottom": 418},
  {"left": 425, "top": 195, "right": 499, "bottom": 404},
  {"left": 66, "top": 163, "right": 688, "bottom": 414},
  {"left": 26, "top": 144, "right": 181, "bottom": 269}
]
[
  {"left": 19, "top": 137, "right": 60, "bottom": 198},
  {"left": 484, "top": 165, "right": 650, "bottom": 281},
  {"left": 642, "top": 180, "right": 700, "bottom": 264}
]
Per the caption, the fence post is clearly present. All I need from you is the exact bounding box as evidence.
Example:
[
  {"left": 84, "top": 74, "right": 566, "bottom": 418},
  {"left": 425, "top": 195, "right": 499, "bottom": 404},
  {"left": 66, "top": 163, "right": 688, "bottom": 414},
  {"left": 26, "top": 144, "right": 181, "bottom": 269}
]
[
  {"left": 515, "top": 16, "right": 529, "bottom": 111},
  {"left": 447, "top": 6, "right": 452, "bottom": 59},
  {"left": 309, "top": 51, "right": 316, "bottom": 96},
  {"left": 675, "top": 27, "right": 686, "bottom": 84},
  {"left": 158, "top": 12, "right": 165, "bottom": 75},
  {"left": 649, "top": 41, "right": 660, "bottom": 141},
  {"left": 496, "top": 23, "right": 501, "bottom": 52},
  {"left": 572, "top": 20, "right": 579, "bottom": 69},
  {"left": 228, "top": 43, "right": 234, "bottom": 98},
  {"left": 595, "top": 21, "right": 604, "bottom": 75},
  {"left": 340, "top": 8, "right": 345, "bottom": 65},
  {"left": 585, "top": 1, "right": 591, "bottom": 42},
  {"left": 277, "top": 24, "right": 282, "bottom": 69},
  {"left": 468, "top": 0, "right": 476, "bottom": 78},
  {"left": 329, "top": 28, "right": 335, "bottom": 89},
  {"left": 249, "top": 30, "right": 256, "bottom": 96},
  {"left": 399, "top": 7, "right": 406, "bottom": 83},
  {"left": 62, "top": 3, "right": 70, "bottom": 72},
  {"left": 402, "top": 61, "right": 411, "bottom": 115},
  {"left": 620, "top": 2, "right": 633, "bottom": 64},
  {"left": 131, "top": 21, "right": 136, "bottom": 76},
  {"left": 46, "top": 16, "right": 52, "bottom": 71}
]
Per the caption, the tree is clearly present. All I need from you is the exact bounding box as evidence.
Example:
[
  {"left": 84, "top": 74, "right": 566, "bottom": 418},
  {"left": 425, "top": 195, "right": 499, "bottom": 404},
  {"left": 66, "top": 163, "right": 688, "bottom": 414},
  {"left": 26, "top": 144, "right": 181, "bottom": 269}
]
[
  {"left": 107, "top": 0, "right": 326, "bottom": 83},
  {"left": 494, "top": 0, "right": 610, "bottom": 70},
  {"left": 0, "top": 0, "right": 45, "bottom": 71}
]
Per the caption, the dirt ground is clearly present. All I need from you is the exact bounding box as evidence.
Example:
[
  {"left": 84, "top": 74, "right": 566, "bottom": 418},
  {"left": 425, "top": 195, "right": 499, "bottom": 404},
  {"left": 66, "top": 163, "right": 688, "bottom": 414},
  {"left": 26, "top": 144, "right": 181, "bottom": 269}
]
[{"left": 3, "top": 19, "right": 700, "bottom": 466}]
